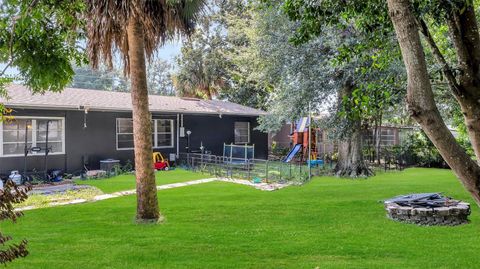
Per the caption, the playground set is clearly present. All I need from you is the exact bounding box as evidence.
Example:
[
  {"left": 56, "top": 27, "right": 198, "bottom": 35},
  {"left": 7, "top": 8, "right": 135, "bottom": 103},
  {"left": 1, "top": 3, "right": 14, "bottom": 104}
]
[
  {"left": 161, "top": 115, "right": 326, "bottom": 183},
  {"left": 177, "top": 116, "right": 329, "bottom": 184},
  {"left": 283, "top": 117, "right": 324, "bottom": 167}
]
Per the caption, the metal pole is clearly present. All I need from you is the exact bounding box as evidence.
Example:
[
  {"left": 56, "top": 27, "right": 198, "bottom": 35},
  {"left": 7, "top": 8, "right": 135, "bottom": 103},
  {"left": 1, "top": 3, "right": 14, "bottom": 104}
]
[
  {"left": 308, "top": 102, "right": 312, "bottom": 180},
  {"left": 23, "top": 122, "right": 28, "bottom": 182},
  {"left": 44, "top": 120, "right": 50, "bottom": 181}
]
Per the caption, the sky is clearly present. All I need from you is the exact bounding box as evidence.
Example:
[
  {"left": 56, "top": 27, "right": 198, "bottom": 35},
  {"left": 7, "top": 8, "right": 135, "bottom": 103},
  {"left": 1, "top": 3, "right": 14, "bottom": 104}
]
[{"left": 159, "top": 42, "right": 182, "bottom": 62}]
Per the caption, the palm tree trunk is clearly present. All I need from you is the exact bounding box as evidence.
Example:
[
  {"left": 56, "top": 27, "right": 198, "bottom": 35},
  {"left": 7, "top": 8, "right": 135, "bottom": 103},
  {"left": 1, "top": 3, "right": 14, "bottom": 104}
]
[{"left": 127, "top": 17, "right": 161, "bottom": 222}]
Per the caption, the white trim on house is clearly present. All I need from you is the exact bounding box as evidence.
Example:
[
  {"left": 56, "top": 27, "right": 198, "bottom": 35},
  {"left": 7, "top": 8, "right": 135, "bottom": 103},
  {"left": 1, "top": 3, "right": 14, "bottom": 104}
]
[
  {"left": 115, "top": 118, "right": 175, "bottom": 151},
  {"left": 0, "top": 116, "right": 66, "bottom": 158},
  {"left": 176, "top": 114, "right": 180, "bottom": 157},
  {"left": 115, "top": 118, "right": 133, "bottom": 151},
  {"left": 154, "top": 120, "right": 158, "bottom": 148},
  {"left": 155, "top": 119, "right": 174, "bottom": 149}
]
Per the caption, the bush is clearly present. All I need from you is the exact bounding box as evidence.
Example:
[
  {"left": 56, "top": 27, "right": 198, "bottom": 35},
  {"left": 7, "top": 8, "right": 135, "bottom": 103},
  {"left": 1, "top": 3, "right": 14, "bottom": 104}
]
[
  {"left": 270, "top": 142, "right": 290, "bottom": 160},
  {"left": 397, "top": 131, "right": 445, "bottom": 168}
]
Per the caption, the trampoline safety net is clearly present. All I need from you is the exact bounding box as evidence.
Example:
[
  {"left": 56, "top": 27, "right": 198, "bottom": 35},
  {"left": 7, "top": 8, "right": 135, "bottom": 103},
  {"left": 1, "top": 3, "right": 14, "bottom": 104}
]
[{"left": 223, "top": 143, "right": 254, "bottom": 162}]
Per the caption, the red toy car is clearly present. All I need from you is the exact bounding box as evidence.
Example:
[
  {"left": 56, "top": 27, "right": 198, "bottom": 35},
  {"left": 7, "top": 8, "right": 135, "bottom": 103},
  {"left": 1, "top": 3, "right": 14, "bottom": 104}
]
[{"left": 153, "top": 152, "right": 170, "bottom": 170}]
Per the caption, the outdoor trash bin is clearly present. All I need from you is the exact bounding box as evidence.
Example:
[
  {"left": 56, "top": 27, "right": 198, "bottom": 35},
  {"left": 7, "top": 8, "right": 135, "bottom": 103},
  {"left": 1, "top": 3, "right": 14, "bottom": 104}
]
[{"left": 100, "top": 159, "right": 120, "bottom": 175}]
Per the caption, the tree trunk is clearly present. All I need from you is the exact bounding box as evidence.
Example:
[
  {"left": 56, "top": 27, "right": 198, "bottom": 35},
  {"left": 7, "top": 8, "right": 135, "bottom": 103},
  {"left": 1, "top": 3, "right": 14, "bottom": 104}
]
[
  {"left": 334, "top": 78, "right": 373, "bottom": 178},
  {"left": 444, "top": 7, "right": 480, "bottom": 163},
  {"left": 387, "top": 0, "right": 480, "bottom": 206},
  {"left": 127, "top": 17, "right": 161, "bottom": 222},
  {"left": 460, "top": 98, "right": 480, "bottom": 163},
  {"left": 417, "top": 8, "right": 480, "bottom": 162},
  {"left": 335, "top": 119, "right": 373, "bottom": 178},
  {"left": 374, "top": 115, "right": 383, "bottom": 165}
]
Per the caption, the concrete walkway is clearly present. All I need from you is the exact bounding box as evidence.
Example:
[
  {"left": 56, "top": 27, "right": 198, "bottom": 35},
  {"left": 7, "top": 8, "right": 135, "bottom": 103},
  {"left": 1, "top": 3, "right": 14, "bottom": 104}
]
[{"left": 17, "top": 177, "right": 290, "bottom": 211}]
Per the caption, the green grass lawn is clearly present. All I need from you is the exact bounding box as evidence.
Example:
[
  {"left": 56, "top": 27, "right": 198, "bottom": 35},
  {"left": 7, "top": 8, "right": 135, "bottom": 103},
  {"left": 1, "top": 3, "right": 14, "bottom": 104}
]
[
  {"left": 3, "top": 168, "right": 480, "bottom": 268},
  {"left": 74, "top": 169, "right": 210, "bottom": 193}
]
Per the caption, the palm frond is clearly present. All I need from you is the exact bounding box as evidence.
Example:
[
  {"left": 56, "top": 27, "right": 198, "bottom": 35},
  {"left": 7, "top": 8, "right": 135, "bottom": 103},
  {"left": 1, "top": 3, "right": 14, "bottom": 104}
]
[{"left": 86, "top": 0, "right": 205, "bottom": 75}]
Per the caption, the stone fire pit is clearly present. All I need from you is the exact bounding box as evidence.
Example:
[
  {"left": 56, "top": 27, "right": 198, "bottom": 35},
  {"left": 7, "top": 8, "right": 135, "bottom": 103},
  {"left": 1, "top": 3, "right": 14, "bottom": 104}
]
[{"left": 384, "top": 193, "right": 470, "bottom": 226}]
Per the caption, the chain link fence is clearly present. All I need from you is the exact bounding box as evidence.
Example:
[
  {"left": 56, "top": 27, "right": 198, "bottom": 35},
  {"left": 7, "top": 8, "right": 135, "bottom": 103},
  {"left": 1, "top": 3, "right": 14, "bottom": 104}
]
[{"left": 178, "top": 153, "right": 333, "bottom": 184}]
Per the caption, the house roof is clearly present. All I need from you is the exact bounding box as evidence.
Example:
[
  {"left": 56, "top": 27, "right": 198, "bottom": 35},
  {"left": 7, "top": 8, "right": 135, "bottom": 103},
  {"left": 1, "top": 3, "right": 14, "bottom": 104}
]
[{"left": 1, "top": 84, "right": 266, "bottom": 116}]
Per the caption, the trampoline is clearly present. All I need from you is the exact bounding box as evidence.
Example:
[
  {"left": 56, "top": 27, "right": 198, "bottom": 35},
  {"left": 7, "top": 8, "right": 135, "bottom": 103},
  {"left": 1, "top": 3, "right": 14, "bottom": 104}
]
[{"left": 223, "top": 143, "right": 254, "bottom": 164}]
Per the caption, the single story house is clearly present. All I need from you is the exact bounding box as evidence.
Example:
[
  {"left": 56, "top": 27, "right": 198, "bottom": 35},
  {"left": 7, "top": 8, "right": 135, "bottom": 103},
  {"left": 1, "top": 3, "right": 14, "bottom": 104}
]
[{"left": 0, "top": 84, "right": 268, "bottom": 175}]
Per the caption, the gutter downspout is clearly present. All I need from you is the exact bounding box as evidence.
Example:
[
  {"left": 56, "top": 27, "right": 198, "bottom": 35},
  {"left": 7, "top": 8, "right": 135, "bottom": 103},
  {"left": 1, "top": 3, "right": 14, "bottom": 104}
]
[{"left": 176, "top": 113, "right": 180, "bottom": 158}]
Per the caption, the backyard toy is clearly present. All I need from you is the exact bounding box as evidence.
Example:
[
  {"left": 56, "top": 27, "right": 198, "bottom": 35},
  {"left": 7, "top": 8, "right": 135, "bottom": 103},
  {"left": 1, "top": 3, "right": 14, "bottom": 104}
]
[
  {"left": 252, "top": 177, "right": 262, "bottom": 184},
  {"left": 283, "top": 117, "right": 318, "bottom": 163},
  {"left": 308, "top": 159, "right": 324, "bottom": 167},
  {"left": 284, "top": 144, "right": 302, "bottom": 163},
  {"left": 223, "top": 143, "right": 255, "bottom": 164},
  {"left": 153, "top": 152, "right": 170, "bottom": 170}
]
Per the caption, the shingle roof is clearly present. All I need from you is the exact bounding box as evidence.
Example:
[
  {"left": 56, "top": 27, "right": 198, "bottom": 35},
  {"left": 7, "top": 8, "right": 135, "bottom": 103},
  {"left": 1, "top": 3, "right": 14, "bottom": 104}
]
[{"left": 1, "top": 84, "right": 266, "bottom": 116}]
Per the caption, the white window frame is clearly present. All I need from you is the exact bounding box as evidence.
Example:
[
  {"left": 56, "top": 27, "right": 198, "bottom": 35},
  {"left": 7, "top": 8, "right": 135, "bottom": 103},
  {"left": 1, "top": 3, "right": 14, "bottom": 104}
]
[
  {"left": 154, "top": 119, "right": 175, "bottom": 149},
  {"left": 0, "top": 116, "right": 65, "bottom": 157},
  {"left": 116, "top": 118, "right": 174, "bottom": 150},
  {"left": 379, "top": 128, "right": 396, "bottom": 146},
  {"left": 234, "top": 121, "right": 251, "bottom": 144},
  {"left": 116, "top": 118, "right": 135, "bottom": 151}
]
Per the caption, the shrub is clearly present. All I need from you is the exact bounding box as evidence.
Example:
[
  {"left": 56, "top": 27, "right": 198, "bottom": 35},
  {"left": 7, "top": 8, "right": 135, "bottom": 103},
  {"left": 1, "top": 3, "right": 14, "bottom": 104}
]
[
  {"left": 397, "top": 131, "right": 445, "bottom": 168},
  {"left": 0, "top": 180, "right": 31, "bottom": 264}
]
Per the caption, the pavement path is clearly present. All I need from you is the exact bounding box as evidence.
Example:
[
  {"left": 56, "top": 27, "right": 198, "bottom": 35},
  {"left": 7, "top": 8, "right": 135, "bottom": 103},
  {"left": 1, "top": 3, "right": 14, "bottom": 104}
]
[{"left": 17, "top": 177, "right": 291, "bottom": 211}]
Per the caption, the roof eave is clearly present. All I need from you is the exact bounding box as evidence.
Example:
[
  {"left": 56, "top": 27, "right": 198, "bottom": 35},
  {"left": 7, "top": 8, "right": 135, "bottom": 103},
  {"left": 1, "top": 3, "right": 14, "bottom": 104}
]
[{"left": 4, "top": 103, "right": 268, "bottom": 117}]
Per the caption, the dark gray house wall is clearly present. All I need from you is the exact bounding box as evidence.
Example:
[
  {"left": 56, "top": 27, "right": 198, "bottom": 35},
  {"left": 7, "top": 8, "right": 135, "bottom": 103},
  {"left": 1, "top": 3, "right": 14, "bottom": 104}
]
[
  {"left": 180, "top": 114, "right": 268, "bottom": 159},
  {"left": 0, "top": 109, "right": 268, "bottom": 175}
]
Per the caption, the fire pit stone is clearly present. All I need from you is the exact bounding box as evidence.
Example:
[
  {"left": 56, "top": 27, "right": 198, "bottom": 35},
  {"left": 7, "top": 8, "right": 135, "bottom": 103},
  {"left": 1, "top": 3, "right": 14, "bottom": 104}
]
[{"left": 384, "top": 193, "right": 470, "bottom": 226}]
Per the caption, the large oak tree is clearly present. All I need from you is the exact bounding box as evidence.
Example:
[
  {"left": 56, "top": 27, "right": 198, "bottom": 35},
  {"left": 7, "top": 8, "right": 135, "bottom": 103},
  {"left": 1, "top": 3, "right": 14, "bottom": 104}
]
[
  {"left": 387, "top": 0, "right": 480, "bottom": 206},
  {"left": 281, "top": 0, "right": 480, "bottom": 205}
]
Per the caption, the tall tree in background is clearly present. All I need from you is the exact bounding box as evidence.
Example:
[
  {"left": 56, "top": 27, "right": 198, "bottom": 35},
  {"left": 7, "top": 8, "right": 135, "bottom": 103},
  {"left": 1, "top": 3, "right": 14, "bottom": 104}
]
[
  {"left": 71, "top": 59, "right": 175, "bottom": 96},
  {"left": 85, "top": 0, "right": 204, "bottom": 222},
  {"left": 255, "top": 0, "right": 402, "bottom": 177},
  {"left": 281, "top": 0, "right": 480, "bottom": 204},
  {"left": 335, "top": 78, "right": 372, "bottom": 177},
  {"left": 173, "top": 0, "right": 271, "bottom": 108},
  {"left": 147, "top": 59, "right": 175, "bottom": 96},
  {"left": 70, "top": 65, "right": 128, "bottom": 91},
  {"left": 173, "top": 32, "right": 226, "bottom": 99}
]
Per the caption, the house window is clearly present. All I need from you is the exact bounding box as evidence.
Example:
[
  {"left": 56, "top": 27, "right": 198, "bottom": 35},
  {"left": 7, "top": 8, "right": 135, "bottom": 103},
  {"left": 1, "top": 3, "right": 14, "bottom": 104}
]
[
  {"left": 0, "top": 117, "right": 65, "bottom": 157},
  {"left": 234, "top": 122, "right": 250, "bottom": 144},
  {"left": 380, "top": 128, "right": 396, "bottom": 146},
  {"left": 116, "top": 118, "right": 174, "bottom": 150},
  {"left": 155, "top": 119, "right": 174, "bottom": 147},
  {"left": 116, "top": 118, "right": 134, "bottom": 149}
]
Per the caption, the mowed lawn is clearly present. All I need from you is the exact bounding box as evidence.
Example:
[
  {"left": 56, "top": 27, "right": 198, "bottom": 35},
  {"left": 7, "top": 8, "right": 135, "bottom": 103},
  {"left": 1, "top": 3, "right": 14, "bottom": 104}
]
[
  {"left": 3, "top": 168, "right": 480, "bottom": 268},
  {"left": 74, "top": 169, "right": 210, "bottom": 193}
]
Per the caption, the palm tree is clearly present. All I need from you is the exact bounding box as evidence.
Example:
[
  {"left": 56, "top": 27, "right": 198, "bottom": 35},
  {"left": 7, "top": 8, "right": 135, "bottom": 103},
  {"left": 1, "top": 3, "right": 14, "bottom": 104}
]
[
  {"left": 173, "top": 32, "right": 226, "bottom": 100},
  {"left": 85, "top": 0, "right": 204, "bottom": 223}
]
